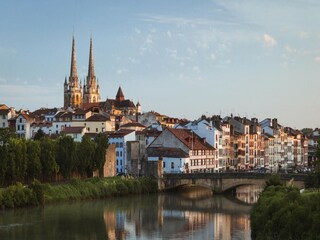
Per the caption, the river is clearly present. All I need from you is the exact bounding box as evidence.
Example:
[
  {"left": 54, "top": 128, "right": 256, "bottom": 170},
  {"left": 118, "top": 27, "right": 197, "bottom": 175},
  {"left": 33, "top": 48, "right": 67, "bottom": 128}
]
[{"left": 0, "top": 185, "right": 262, "bottom": 240}]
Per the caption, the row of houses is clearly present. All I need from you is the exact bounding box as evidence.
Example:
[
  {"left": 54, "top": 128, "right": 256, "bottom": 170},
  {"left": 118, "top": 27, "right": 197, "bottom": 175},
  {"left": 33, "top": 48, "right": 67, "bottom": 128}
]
[{"left": 0, "top": 102, "right": 317, "bottom": 175}]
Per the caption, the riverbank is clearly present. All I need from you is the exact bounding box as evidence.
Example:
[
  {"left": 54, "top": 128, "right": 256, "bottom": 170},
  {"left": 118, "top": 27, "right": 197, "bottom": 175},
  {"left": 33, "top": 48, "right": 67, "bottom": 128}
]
[
  {"left": 251, "top": 185, "right": 320, "bottom": 239},
  {"left": 0, "top": 177, "right": 158, "bottom": 209}
]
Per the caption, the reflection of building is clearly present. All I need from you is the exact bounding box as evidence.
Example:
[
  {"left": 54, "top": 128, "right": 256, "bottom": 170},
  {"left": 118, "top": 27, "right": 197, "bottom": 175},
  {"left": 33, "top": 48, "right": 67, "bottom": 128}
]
[{"left": 235, "top": 185, "right": 263, "bottom": 204}]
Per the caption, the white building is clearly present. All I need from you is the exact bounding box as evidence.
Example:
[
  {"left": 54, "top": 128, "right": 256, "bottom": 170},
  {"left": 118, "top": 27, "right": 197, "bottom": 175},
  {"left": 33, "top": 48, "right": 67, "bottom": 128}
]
[
  {"left": 0, "top": 104, "right": 16, "bottom": 128},
  {"left": 147, "top": 128, "right": 216, "bottom": 173},
  {"left": 108, "top": 129, "right": 136, "bottom": 173},
  {"left": 147, "top": 147, "right": 189, "bottom": 173}
]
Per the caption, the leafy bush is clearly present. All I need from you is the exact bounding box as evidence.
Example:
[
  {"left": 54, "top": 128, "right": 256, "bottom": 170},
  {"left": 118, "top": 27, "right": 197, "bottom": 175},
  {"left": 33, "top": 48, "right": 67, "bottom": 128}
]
[{"left": 251, "top": 185, "right": 320, "bottom": 240}]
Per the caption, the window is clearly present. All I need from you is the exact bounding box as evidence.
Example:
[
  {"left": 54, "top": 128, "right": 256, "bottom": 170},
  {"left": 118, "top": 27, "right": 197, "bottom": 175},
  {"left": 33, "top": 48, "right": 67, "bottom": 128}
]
[
  {"left": 2, "top": 122, "right": 5, "bottom": 127},
  {"left": 163, "top": 162, "right": 166, "bottom": 168},
  {"left": 17, "top": 125, "right": 20, "bottom": 131},
  {"left": 120, "top": 160, "right": 122, "bottom": 165},
  {"left": 116, "top": 151, "right": 119, "bottom": 156},
  {"left": 116, "top": 142, "right": 119, "bottom": 148},
  {"left": 19, "top": 118, "right": 22, "bottom": 123},
  {"left": 171, "top": 162, "right": 174, "bottom": 169},
  {"left": 2, "top": 114, "right": 5, "bottom": 119},
  {"left": 22, "top": 125, "right": 24, "bottom": 131},
  {"left": 120, "top": 142, "right": 123, "bottom": 147},
  {"left": 96, "top": 128, "right": 98, "bottom": 132},
  {"left": 120, "top": 151, "right": 122, "bottom": 157}
]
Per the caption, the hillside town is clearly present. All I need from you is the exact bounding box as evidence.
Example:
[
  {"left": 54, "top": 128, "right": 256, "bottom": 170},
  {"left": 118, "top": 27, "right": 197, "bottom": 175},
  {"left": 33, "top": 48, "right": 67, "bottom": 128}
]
[{"left": 0, "top": 36, "right": 318, "bottom": 177}]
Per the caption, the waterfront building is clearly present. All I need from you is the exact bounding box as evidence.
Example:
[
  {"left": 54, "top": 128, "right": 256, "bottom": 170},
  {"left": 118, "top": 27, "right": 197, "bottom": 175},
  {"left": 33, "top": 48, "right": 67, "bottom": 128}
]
[
  {"left": 0, "top": 104, "right": 16, "bottom": 128},
  {"left": 108, "top": 129, "right": 136, "bottom": 173},
  {"left": 147, "top": 128, "right": 216, "bottom": 173}
]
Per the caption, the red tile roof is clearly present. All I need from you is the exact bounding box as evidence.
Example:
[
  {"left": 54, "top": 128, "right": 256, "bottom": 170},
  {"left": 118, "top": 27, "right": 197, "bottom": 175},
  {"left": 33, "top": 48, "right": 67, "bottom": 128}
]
[
  {"left": 86, "top": 113, "right": 110, "bottom": 122},
  {"left": 167, "top": 128, "right": 214, "bottom": 150}
]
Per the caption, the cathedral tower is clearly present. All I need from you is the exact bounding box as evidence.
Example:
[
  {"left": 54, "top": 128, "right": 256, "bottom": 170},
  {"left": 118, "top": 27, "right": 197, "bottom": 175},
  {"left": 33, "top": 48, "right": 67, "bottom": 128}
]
[
  {"left": 64, "top": 35, "right": 83, "bottom": 109},
  {"left": 83, "top": 36, "right": 100, "bottom": 104}
]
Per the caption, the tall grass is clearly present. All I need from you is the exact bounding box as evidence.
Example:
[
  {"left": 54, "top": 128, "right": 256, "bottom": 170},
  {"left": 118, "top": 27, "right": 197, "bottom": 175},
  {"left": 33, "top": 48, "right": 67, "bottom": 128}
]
[{"left": 0, "top": 177, "right": 158, "bottom": 209}]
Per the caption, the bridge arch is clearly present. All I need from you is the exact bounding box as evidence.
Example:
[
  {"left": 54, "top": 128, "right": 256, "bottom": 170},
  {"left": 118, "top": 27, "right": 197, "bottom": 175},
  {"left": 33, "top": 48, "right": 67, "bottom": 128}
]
[{"left": 161, "top": 173, "right": 306, "bottom": 193}]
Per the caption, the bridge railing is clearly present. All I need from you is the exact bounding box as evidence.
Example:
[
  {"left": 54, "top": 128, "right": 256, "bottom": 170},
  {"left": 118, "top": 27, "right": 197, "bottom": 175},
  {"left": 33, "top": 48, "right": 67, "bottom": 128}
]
[{"left": 163, "top": 172, "right": 307, "bottom": 181}]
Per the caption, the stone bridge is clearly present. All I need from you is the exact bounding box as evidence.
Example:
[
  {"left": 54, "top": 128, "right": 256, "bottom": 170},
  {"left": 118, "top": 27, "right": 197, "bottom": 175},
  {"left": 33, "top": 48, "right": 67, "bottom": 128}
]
[{"left": 160, "top": 172, "right": 307, "bottom": 193}]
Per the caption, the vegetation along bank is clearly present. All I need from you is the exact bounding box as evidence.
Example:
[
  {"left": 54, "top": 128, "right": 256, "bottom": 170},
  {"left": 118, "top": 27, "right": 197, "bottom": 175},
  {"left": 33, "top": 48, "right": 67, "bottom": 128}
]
[
  {"left": 251, "top": 174, "right": 320, "bottom": 240},
  {"left": 0, "top": 177, "right": 158, "bottom": 209}
]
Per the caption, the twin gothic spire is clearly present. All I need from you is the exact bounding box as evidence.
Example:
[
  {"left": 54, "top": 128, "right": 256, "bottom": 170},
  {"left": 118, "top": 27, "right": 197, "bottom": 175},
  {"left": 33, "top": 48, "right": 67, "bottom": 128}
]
[{"left": 64, "top": 34, "right": 100, "bottom": 109}]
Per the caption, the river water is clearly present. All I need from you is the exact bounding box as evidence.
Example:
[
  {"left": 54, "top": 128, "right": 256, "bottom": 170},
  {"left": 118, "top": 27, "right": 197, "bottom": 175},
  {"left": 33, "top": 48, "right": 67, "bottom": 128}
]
[{"left": 0, "top": 185, "right": 262, "bottom": 240}]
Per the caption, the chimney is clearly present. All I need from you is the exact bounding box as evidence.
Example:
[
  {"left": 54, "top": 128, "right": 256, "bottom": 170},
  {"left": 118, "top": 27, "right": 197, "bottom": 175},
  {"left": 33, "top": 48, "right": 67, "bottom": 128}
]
[{"left": 272, "top": 118, "right": 278, "bottom": 128}]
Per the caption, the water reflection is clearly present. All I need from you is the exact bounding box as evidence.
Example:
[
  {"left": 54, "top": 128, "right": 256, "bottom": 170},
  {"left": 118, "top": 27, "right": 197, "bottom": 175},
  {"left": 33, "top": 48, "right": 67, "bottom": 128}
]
[
  {"left": 0, "top": 187, "right": 256, "bottom": 240},
  {"left": 234, "top": 185, "right": 263, "bottom": 204}
]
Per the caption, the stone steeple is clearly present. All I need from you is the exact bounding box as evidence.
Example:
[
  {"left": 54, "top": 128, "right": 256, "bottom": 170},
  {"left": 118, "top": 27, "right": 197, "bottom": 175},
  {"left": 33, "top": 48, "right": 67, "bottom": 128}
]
[
  {"left": 64, "top": 35, "right": 82, "bottom": 109},
  {"left": 88, "top": 36, "right": 95, "bottom": 80},
  {"left": 83, "top": 36, "right": 100, "bottom": 104},
  {"left": 70, "top": 34, "right": 78, "bottom": 80},
  {"left": 116, "top": 86, "right": 125, "bottom": 102}
]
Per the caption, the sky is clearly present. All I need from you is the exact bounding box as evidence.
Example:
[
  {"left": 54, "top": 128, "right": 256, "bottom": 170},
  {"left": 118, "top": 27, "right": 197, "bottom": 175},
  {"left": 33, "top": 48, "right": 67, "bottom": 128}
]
[{"left": 1, "top": 0, "right": 320, "bottom": 129}]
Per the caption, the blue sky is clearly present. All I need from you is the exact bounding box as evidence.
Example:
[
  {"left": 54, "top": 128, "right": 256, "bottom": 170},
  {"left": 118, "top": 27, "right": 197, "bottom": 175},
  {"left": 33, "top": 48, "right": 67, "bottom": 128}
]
[{"left": 1, "top": 0, "right": 320, "bottom": 129}]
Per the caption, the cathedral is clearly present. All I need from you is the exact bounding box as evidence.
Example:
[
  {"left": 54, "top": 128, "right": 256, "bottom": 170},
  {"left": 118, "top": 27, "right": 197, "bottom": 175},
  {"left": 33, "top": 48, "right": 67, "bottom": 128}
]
[
  {"left": 64, "top": 35, "right": 100, "bottom": 109},
  {"left": 63, "top": 35, "right": 140, "bottom": 116}
]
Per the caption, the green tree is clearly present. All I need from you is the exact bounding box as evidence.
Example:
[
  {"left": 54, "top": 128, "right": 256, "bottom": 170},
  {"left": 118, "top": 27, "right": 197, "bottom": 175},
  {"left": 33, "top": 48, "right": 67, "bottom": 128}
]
[
  {"left": 33, "top": 129, "right": 45, "bottom": 141},
  {"left": 0, "top": 127, "right": 16, "bottom": 145},
  {"left": 40, "top": 138, "right": 59, "bottom": 181},
  {"left": 6, "top": 138, "right": 27, "bottom": 183},
  {"left": 94, "top": 133, "right": 109, "bottom": 177},
  {"left": 26, "top": 140, "right": 42, "bottom": 181},
  {"left": 56, "top": 136, "right": 76, "bottom": 179},
  {"left": 77, "top": 135, "right": 96, "bottom": 177},
  {"left": 0, "top": 145, "right": 8, "bottom": 185}
]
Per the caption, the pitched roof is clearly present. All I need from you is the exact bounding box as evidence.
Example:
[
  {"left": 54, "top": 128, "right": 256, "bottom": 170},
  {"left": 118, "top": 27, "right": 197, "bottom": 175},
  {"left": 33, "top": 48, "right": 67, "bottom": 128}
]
[
  {"left": 120, "top": 122, "right": 146, "bottom": 129},
  {"left": 0, "top": 108, "right": 10, "bottom": 115},
  {"left": 108, "top": 129, "right": 135, "bottom": 138},
  {"left": 147, "top": 147, "right": 189, "bottom": 158},
  {"left": 0, "top": 104, "right": 9, "bottom": 110},
  {"left": 62, "top": 126, "right": 85, "bottom": 134},
  {"left": 86, "top": 113, "right": 110, "bottom": 122},
  {"left": 106, "top": 99, "right": 136, "bottom": 108},
  {"left": 167, "top": 128, "right": 214, "bottom": 150},
  {"left": 32, "top": 107, "right": 58, "bottom": 116}
]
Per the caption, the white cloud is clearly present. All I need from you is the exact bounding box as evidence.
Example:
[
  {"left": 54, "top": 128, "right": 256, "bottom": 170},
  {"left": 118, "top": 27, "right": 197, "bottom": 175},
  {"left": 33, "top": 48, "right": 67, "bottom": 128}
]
[
  {"left": 187, "top": 48, "right": 197, "bottom": 56},
  {"left": 192, "top": 65, "right": 200, "bottom": 73},
  {"left": 167, "top": 30, "right": 172, "bottom": 39},
  {"left": 134, "top": 28, "right": 141, "bottom": 34},
  {"left": 262, "top": 34, "right": 277, "bottom": 48},
  {"left": 314, "top": 56, "right": 320, "bottom": 62},
  {"left": 285, "top": 45, "right": 297, "bottom": 53},
  {"left": 209, "top": 53, "right": 216, "bottom": 60},
  {"left": 128, "top": 57, "right": 140, "bottom": 64},
  {"left": 299, "top": 31, "right": 309, "bottom": 39},
  {"left": 116, "top": 68, "right": 128, "bottom": 75}
]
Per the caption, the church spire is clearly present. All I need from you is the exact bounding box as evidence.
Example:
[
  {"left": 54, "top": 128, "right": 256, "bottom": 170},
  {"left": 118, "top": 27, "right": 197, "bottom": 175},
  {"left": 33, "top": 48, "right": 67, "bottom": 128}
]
[
  {"left": 88, "top": 36, "right": 95, "bottom": 79},
  {"left": 70, "top": 34, "right": 78, "bottom": 78},
  {"left": 116, "top": 86, "right": 125, "bottom": 102}
]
